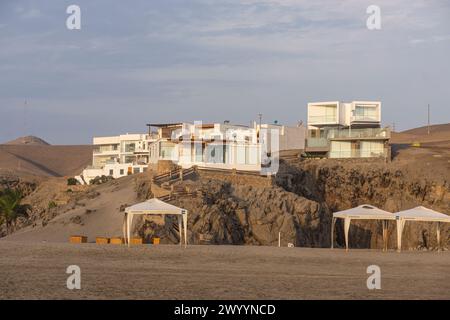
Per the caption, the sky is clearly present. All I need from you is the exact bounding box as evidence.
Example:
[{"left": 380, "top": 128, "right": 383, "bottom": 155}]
[{"left": 0, "top": 0, "right": 449, "bottom": 144}]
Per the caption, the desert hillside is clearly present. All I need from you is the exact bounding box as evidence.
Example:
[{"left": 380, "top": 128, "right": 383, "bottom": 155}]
[
  {"left": 0, "top": 136, "right": 92, "bottom": 177},
  {"left": 4, "top": 136, "right": 50, "bottom": 146}
]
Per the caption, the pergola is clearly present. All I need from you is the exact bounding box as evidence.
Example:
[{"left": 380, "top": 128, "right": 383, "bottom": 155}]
[
  {"left": 124, "top": 198, "right": 188, "bottom": 247},
  {"left": 331, "top": 204, "right": 395, "bottom": 251},
  {"left": 395, "top": 206, "right": 450, "bottom": 252},
  {"left": 332, "top": 205, "right": 450, "bottom": 251}
]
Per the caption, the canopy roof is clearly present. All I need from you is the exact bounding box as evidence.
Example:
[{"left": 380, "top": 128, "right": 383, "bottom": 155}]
[
  {"left": 124, "top": 198, "right": 188, "bottom": 247},
  {"left": 333, "top": 204, "right": 394, "bottom": 220},
  {"left": 125, "top": 198, "right": 186, "bottom": 215},
  {"left": 395, "top": 206, "right": 450, "bottom": 222}
]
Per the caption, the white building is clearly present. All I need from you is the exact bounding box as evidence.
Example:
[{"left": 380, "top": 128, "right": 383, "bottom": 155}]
[
  {"left": 307, "top": 101, "right": 381, "bottom": 129},
  {"left": 148, "top": 121, "right": 305, "bottom": 174},
  {"left": 77, "top": 133, "right": 156, "bottom": 184},
  {"left": 306, "top": 101, "right": 390, "bottom": 159}
]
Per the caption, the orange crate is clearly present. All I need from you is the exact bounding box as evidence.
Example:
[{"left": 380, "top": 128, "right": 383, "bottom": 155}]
[
  {"left": 153, "top": 237, "right": 160, "bottom": 245},
  {"left": 70, "top": 236, "right": 87, "bottom": 244},
  {"left": 131, "top": 237, "right": 143, "bottom": 245},
  {"left": 110, "top": 237, "right": 124, "bottom": 245},
  {"left": 96, "top": 237, "right": 110, "bottom": 244}
]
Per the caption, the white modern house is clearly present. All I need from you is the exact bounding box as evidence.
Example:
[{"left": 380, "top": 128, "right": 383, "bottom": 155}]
[
  {"left": 307, "top": 101, "right": 381, "bottom": 129},
  {"left": 147, "top": 121, "right": 305, "bottom": 173},
  {"left": 77, "top": 120, "right": 305, "bottom": 183},
  {"left": 77, "top": 133, "right": 157, "bottom": 184},
  {"left": 306, "top": 101, "right": 390, "bottom": 159}
]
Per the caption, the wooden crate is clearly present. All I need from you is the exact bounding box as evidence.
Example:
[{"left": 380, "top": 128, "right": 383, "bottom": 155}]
[
  {"left": 130, "top": 237, "right": 143, "bottom": 245},
  {"left": 110, "top": 237, "right": 124, "bottom": 245},
  {"left": 96, "top": 237, "right": 110, "bottom": 244},
  {"left": 70, "top": 236, "right": 87, "bottom": 244},
  {"left": 153, "top": 237, "right": 160, "bottom": 245}
]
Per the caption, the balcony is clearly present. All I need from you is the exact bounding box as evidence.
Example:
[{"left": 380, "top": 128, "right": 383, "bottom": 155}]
[
  {"left": 306, "top": 137, "right": 329, "bottom": 148},
  {"left": 93, "top": 147, "right": 119, "bottom": 155},
  {"left": 308, "top": 115, "right": 338, "bottom": 124},
  {"left": 327, "top": 128, "right": 390, "bottom": 140}
]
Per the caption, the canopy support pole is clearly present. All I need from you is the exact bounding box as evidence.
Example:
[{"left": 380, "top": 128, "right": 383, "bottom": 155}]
[
  {"left": 331, "top": 217, "right": 336, "bottom": 249},
  {"left": 396, "top": 219, "right": 405, "bottom": 252},
  {"left": 183, "top": 211, "right": 188, "bottom": 248},
  {"left": 178, "top": 215, "right": 183, "bottom": 246},
  {"left": 127, "top": 213, "right": 133, "bottom": 248},
  {"left": 123, "top": 212, "right": 128, "bottom": 245},
  {"left": 344, "top": 217, "right": 351, "bottom": 252},
  {"left": 382, "top": 220, "right": 388, "bottom": 252},
  {"left": 436, "top": 222, "right": 441, "bottom": 252}
]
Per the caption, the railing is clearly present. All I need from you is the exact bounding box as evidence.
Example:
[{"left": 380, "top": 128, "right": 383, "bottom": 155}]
[
  {"left": 306, "top": 138, "right": 329, "bottom": 148},
  {"left": 308, "top": 115, "right": 337, "bottom": 124},
  {"left": 327, "top": 128, "right": 390, "bottom": 139},
  {"left": 352, "top": 115, "right": 379, "bottom": 122},
  {"left": 152, "top": 167, "right": 196, "bottom": 186},
  {"left": 93, "top": 148, "right": 119, "bottom": 154}
]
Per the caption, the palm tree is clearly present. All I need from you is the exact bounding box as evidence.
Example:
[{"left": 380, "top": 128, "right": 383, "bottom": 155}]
[{"left": 0, "top": 189, "right": 27, "bottom": 234}]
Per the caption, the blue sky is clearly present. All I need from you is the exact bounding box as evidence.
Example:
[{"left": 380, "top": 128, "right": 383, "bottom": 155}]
[{"left": 0, "top": 0, "right": 449, "bottom": 144}]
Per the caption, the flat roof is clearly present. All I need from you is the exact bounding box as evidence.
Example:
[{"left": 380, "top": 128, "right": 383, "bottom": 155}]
[{"left": 146, "top": 123, "right": 183, "bottom": 128}]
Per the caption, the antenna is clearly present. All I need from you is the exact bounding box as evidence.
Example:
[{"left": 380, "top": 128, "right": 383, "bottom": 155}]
[{"left": 427, "top": 104, "right": 430, "bottom": 135}]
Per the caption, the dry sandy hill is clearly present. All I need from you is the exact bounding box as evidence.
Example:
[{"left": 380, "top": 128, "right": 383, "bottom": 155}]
[
  {"left": 4, "top": 136, "right": 50, "bottom": 146},
  {"left": 3, "top": 175, "right": 141, "bottom": 243},
  {"left": 390, "top": 123, "right": 450, "bottom": 177},
  {"left": 0, "top": 136, "right": 93, "bottom": 177}
]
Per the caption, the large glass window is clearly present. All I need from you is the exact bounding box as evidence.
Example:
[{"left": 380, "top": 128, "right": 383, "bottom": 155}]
[
  {"left": 159, "top": 142, "right": 175, "bottom": 159},
  {"left": 354, "top": 106, "right": 378, "bottom": 121},
  {"left": 206, "top": 144, "right": 225, "bottom": 163},
  {"left": 124, "top": 142, "right": 136, "bottom": 153},
  {"left": 309, "top": 105, "right": 337, "bottom": 123},
  {"left": 330, "top": 141, "right": 352, "bottom": 158},
  {"left": 361, "top": 141, "right": 384, "bottom": 157}
]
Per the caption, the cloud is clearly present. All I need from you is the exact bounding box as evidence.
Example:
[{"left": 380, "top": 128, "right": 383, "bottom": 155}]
[
  {"left": 0, "top": 0, "right": 449, "bottom": 143},
  {"left": 16, "top": 6, "right": 42, "bottom": 19}
]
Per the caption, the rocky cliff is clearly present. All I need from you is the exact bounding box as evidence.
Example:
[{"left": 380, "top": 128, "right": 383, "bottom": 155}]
[{"left": 138, "top": 159, "right": 449, "bottom": 250}]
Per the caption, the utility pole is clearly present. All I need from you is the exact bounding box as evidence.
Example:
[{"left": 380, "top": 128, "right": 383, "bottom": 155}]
[
  {"left": 258, "top": 113, "right": 262, "bottom": 143},
  {"left": 427, "top": 104, "right": 430, "bottom": 135}
]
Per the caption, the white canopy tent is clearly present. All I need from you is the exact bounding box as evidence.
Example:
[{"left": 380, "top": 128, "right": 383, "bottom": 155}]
[
  {"left": 124, "top": 198, "right": 188, "bottom": 248},
  {"left": 332, "top": 205, "right": 395, "bottom": 251},
  {"left": 395, "top": 206, "right": 450, "bottom": 252}
]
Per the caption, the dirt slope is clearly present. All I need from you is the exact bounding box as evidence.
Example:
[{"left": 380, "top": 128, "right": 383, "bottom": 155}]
[
  {"left": 3, "top": 175, "right": 141, "bottom": 242},
  {"left": 0, "top": 144, "right": 93, "bottom": 177}
]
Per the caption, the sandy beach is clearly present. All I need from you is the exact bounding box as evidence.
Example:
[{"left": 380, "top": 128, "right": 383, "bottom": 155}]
[{"left": 0, "top": 241, "right": 449, "bottom": 300}]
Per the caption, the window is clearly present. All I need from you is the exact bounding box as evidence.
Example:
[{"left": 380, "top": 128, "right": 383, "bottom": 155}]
[
  {"left": 354, "top": 106, "right": 378, "bottom": 121},
  {"left": 109, "top": 169, "right": 114, "bottom": 176},
  {"left": 120, "top": 169, "right": 124, "bottom": 175},
  {"left": 330, "top": 141, "right": 352, "bottom": 158},
  {"left": 133, "top": 167, "right": 140, "bottom": 174},
  {"left": 361, "top": 141, "right": 384, "bottom": 157},
  {"left": 124, "top": 142, "right": 136, "bottom": 153},
  {"left": 310, "top": 105, "right": 337, "bottom": 123}
]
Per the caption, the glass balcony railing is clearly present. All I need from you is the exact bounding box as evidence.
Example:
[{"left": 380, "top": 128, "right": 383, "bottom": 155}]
[
  {"left": 308, "top": 115, "right": 338, "bottom": 124},
  {"left": 327, "top": 128, "right": 390, "bottom": 139},
  {"left": 306, "top": 137, "right": 329, "bottom": 148},
  {"left": 352, "top": 115, "right": 379, "bottom": 122}
]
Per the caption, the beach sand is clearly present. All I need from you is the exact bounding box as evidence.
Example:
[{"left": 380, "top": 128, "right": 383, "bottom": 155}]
[{"left": 0, "top": 241, "right": 449, "bottom": 300}]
